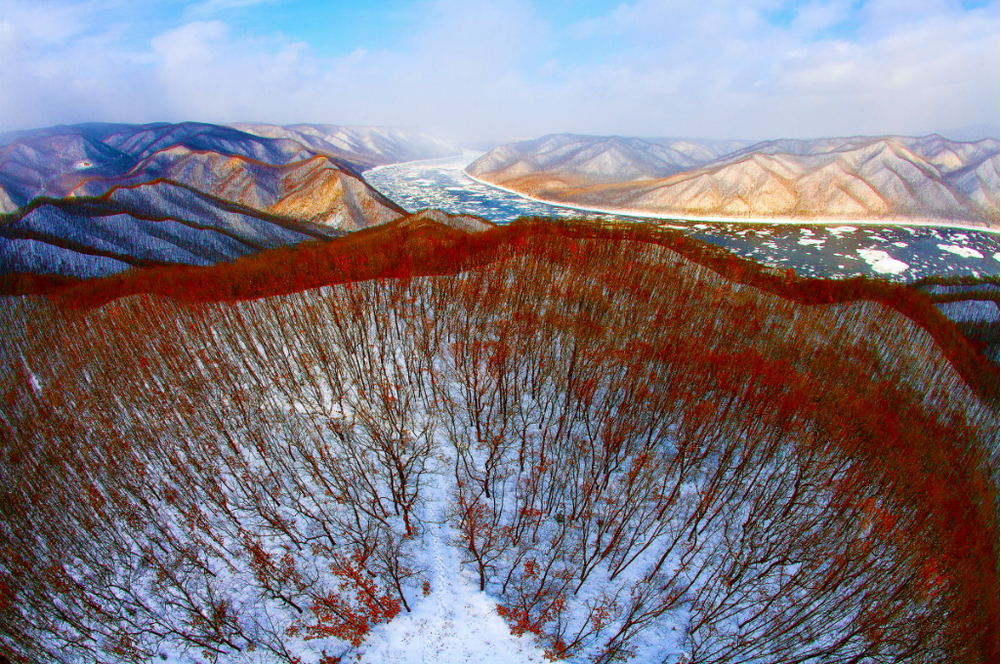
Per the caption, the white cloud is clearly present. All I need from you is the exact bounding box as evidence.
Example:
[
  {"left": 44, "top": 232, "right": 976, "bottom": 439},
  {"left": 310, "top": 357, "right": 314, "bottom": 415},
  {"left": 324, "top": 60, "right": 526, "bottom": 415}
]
[
  {"left": 0, "top": 0, "right": 105, "bottom": 47},
  {"left": 0, "top": 1, "right": 160, "bottom": 130},
  {"left": 787, "top": 0, "right": 855, "bottom": 35},
  {"left": 0, "top": 0, "right": 996, "bottom": 141},
  {"left": 186, "top": 0, "right": 282, "bottom": 16},
  {"left": 542, "top": 0, "right": 999, "bottom": 139},
  {"left": 151, "top": 20, "right": 230, "bottom": 67}
]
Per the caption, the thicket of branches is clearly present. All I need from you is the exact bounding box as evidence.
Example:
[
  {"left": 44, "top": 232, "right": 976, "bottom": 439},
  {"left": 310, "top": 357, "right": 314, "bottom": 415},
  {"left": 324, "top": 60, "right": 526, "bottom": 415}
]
[
  {"left": 0, "top": 228, "right": 997, "bottom": 663},
  {"left": 4, "top": 215, "right": 995, "bottom": 404}
]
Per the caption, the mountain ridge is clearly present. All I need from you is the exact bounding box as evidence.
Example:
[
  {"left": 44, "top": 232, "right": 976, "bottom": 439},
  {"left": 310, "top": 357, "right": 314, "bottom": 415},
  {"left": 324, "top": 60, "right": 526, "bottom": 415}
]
[
  {"left": 467, "top": 133, "right": 1001, "bottom": 227},
  {"left": 0, "top": 121, "right": 458, "bottom": 278}
]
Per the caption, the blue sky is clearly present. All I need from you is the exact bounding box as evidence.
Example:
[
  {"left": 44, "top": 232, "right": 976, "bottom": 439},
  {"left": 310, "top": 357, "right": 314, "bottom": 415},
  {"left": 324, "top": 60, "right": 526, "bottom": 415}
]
[{"left": 0, "top": 0, "right": 997, "bottom": 141}]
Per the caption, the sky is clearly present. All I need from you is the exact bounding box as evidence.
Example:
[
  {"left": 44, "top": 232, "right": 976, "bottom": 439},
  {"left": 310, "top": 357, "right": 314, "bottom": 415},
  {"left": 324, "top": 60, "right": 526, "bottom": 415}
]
[{"left": 0, "top": 0, "right": 998, "bottom": 142}]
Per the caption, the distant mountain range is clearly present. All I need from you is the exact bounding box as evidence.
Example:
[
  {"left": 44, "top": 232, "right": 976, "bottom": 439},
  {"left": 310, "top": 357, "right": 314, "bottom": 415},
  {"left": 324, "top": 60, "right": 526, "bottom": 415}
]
[
  {"left": 0, "top": 122, "right": 459, "bottom": 278},
  {"left": 229, "top": 122, "right": 460, "bottom": 169},
  {"left": 466, "top": 133, "right": 1000, "bottom": 227}
]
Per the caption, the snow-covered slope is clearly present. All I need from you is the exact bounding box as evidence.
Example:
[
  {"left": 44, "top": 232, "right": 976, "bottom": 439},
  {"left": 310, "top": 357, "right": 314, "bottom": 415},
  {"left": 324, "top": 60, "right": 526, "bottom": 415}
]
[
  {"left": 0, "top": 122, "right": 410, "bottom": 277},
  {"left": 467, "top": 133, "right": 745, "bottom": 184},
  {"left": 468, "top": 134, "right": 1001, "bottom": 227},
  {"left": 1, "top": 230, "right": 994, "bottom": 663},
  {"left": 230, "top": 122, "right": 460, "bottom": 169}
]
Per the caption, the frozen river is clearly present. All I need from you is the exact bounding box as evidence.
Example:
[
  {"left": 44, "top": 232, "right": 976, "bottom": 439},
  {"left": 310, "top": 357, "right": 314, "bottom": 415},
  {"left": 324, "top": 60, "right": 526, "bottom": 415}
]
[{"left": 364, "top": 152, "right": 1000, "bottom": 282}]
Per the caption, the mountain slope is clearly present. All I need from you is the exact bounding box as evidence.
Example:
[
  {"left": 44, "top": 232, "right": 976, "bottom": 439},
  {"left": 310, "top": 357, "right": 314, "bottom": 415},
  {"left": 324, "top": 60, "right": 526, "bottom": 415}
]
[
  {"left": 0, "top": 181, "right": 338, "bottom": 277},
  {"left": 468, "top": 134, "right": 1000, "bottom": 227},
  {"left": 230, "top": 122, "right": 460, "bottom": 169},
  {"left": 467, "top": 133, "right": 746, "bottom": 185},
  {"left": 0, "top": 122, "right": 415, "bottom": 277},
  {"left": 1, "top": 219, "right": 995, "bottom": 663}
]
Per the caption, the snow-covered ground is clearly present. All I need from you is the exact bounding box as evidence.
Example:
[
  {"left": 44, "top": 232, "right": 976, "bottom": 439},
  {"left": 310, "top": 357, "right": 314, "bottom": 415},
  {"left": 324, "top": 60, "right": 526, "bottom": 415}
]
[
  {"left": 935, "top": 298, "right": 1000, "bottom": 323},
  {"left": 357, "top": 459, "right": 548, "bottom": 664}
]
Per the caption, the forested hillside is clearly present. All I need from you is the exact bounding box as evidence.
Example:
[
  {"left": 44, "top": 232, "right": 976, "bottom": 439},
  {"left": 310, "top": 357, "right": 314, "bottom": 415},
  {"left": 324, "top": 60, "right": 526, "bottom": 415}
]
[{"left": 0, "top": 219, "right": 996, "bottom": 663}]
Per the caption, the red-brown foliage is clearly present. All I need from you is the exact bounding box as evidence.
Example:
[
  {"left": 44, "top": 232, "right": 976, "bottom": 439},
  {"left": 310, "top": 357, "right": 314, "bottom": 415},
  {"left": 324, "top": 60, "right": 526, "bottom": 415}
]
[
  {"left": 11, "top": 216, "right": 994, "bottom": 402},
  {"left": 290, "top": 552, "right": 401, "bottom": 647},
  {"left": 1, "top": 214, "right": 996, "bottom": 662}
]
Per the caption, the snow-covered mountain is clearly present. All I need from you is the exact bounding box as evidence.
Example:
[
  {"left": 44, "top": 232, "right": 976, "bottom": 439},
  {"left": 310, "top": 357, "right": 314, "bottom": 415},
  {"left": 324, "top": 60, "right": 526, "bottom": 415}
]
[
  {"left": 467, "top": 134, "right": 1000, "bottom": 227},
  {"left": 230, "top": 122, "right": 460, "bottom": 169},
  {"left": 0, "top": 122, "right": 451, "bottom": 278},
  {"left": 467, "top": 133, "right": 746, "bottom": 184}
]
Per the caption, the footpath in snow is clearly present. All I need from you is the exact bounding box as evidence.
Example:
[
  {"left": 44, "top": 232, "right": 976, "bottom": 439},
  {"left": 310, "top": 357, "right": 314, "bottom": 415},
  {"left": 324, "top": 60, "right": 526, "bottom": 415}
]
[{"left": 356, "top": 455, "right": 548, "bottom": 664}]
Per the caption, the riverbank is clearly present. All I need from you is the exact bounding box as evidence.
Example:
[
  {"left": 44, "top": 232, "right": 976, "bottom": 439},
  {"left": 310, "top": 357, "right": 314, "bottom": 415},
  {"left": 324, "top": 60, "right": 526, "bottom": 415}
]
[
  {"left": 463, "top": 170, "right": 1001, "bottom": 235},
  {"left": 362, "top": 152, "right": 1000, "bottom": 282}
]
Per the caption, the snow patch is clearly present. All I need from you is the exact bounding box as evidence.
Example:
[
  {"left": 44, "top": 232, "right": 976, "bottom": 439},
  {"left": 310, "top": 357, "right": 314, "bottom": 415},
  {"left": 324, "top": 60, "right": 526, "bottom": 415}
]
[
  {"left": 935, "top": 299, "right": 1000, "bottom": 323},
  {"left": 856, "top": 249, "right": 909, "bottom": 275},
  {"left": 358, "top": 590, "right": 545, "bottom": 664},
  {"left": 19, "top": 354, "right": 42, "bottom": 395}
]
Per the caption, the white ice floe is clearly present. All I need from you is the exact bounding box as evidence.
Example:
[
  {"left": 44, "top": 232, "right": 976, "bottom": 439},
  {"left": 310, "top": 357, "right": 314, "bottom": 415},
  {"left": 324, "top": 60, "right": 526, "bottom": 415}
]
[
  {"left": 827, "top": 226, "right": 858, "bottom": 235},
  {"left": 937, "top": 244, "right": 984, "bottom": 259},
  {"left": 892, "top": 242, "right": 908, "bottom": 248},
  {"left": 856, "top": 249, "right": 909, "bottom": 274},
  {"left": 797, "top": 238, "right": 825, "bottom": 246}
]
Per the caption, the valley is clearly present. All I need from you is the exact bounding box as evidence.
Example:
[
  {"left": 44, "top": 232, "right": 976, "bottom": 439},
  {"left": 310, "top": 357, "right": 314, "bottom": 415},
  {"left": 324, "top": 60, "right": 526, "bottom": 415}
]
[{"left": 365, "top": 152, "right": 1000, "bottom": 283}]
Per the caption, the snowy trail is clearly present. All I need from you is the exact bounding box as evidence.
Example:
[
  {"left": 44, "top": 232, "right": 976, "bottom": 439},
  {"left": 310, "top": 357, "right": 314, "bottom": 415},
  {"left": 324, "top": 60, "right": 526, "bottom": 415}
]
[
  {"left": 423, "top": 466, "right": 458, "bottom": 660},
  {"left": 357, "top": 455, "right": 547, "bottom": 664}
]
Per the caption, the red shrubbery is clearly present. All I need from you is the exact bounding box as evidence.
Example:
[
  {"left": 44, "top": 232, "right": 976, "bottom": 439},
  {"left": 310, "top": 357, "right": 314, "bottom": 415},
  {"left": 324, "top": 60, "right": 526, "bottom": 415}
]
[{"left": 289, "top": 552, "right": 401, "bottom": 647}]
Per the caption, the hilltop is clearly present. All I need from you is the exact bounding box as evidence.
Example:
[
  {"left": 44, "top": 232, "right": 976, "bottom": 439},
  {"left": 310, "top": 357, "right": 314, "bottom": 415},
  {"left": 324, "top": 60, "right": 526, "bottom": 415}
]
[{"left": 0, "top": 216, "right": 996, "bottom": 663}]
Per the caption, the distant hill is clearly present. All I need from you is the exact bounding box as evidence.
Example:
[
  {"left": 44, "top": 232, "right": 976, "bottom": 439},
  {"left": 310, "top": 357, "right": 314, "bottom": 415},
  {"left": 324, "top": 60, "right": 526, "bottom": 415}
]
[
  {"left": 467, "top": 134, "right": 1000, "bottom": 228},
  {"left": 467, "top": 133, "right": 747, "bottom": 184},
  {"left": 0, "top": 122, "right": 457, "bottom": 278},
  {"left": 230, "top": 122, "right": 460, "bottom": 168}
]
